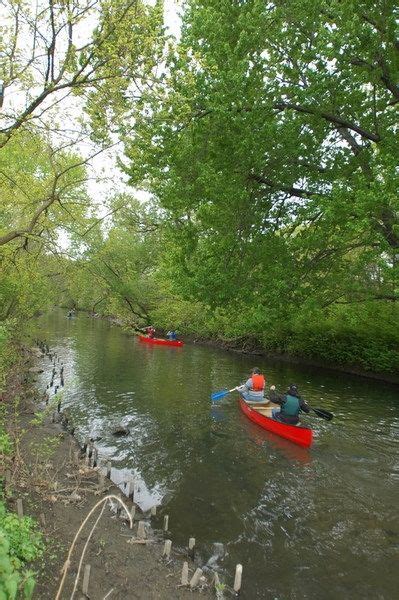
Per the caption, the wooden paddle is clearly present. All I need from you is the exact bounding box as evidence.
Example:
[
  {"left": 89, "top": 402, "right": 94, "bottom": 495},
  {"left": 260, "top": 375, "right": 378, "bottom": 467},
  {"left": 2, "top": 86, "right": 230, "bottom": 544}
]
[{"left": 308, "top": 406, "right": 334, "bottom": 420}]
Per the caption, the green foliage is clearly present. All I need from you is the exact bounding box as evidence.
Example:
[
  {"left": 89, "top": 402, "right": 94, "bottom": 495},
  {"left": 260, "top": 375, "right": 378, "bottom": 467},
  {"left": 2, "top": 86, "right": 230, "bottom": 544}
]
[
  {"left": 1, "top": 0, "right": 396, "bottom": 375},
  {"left": 0, "top": 432, "right": 12, "bottom": 457},
  {"left": 28, "top": 436, "right": 61, "bottom": 462},
  {"left": 0, "top": 0, "right": 166, "bottom": 341},
  {"left": 118, "top": 0, "right": 399, "bottom": 374},
  {"left": 0, "top": 503, "right": 43, "bottom": 568},
  {"left": 30, "top": 392, "right": 63, "bottom": 427},
  {"left": 58, "top": 194, "right": 164, "bottom": 325},
  {"left": 0, "top": 501, "right": 43, "bottom": 600},
  {"left": 0, "top": 323, "right": 19, "bottom": 394}
]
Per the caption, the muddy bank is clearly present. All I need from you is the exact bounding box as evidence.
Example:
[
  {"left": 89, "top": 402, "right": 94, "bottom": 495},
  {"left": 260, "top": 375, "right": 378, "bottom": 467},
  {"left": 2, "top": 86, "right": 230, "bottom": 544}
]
[{"left": 1, "top": 346, "right": 218, "bottom": 599}]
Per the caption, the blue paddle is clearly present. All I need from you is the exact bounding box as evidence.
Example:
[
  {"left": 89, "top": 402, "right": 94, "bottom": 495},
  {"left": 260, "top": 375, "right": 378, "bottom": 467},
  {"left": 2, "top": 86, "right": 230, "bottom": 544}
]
[{"left": 211, "top": 387, "right": 238, "bottom": 402}]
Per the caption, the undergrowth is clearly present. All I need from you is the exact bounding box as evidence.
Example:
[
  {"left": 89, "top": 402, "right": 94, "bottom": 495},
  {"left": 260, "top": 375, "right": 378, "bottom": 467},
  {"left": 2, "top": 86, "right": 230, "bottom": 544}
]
[{"left": 0, "top": 330, "right": 44, "bottom": 599}]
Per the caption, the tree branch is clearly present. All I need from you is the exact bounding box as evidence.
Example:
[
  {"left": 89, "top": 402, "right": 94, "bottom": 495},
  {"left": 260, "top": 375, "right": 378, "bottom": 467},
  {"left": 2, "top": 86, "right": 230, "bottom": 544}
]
[
  {"left": 273, "top": 100, "right": 381, "bottom": 142},
  {"left": 249, "top": 173, "right": 321, "bottom": 199}
]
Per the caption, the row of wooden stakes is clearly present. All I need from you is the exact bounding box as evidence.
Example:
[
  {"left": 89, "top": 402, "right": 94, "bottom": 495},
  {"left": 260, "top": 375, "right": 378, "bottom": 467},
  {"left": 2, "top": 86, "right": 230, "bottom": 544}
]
[{"left": 36, "top": 339, "right": 244, "bottom": 596}]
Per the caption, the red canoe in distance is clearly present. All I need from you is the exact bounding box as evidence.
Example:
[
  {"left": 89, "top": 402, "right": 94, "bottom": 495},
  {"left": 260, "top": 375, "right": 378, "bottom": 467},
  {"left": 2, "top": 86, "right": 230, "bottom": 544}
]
[
  {"left": 239, "top": 396, "right": 313, "bottom": 448},
  {"left": 138, "top": 335, "right": 184, "bottom": 347}
]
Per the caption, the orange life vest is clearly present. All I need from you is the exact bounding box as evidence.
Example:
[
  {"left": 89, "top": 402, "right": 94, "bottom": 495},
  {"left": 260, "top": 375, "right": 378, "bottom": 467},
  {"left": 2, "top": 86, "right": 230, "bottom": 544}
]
[{"left": 251, "top": 374, "right": 265, "bottom": 391}]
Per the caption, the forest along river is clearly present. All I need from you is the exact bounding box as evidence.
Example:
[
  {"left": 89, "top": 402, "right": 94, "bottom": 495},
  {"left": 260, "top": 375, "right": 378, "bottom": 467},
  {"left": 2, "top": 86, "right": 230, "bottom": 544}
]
[{"left": 32, "top": 310, "right": 399, "bottom": 599}]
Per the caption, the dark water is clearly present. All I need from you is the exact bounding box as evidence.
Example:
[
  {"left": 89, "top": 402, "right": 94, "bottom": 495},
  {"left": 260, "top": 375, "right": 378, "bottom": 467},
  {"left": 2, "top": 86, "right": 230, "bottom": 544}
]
[{"left": 33, "top": 311, "right": 399, "bottom": 599}]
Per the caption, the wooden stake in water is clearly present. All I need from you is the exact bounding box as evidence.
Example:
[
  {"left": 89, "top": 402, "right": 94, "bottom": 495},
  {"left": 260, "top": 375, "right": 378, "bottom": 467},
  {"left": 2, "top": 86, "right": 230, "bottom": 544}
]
[
  {"left": 106, "top": 461, "right": 111, "bottom": 478},
  {"left": 163, "top": 539, "right": 172, "bottom": 559},
  {"left": 16, "top": 499, "right": 24, "bottom": 518},
  {"left": 116, "top": 493, "right": 123, "bottom": 517},
  {"left": 150, "top": 505, "right": 156, "bottom": 516},
  {"left": 82, "top": 564, "right": 91, "bottom": 596},
  {"left": 137, "top": 521, "right": 146, "bottom": 539},
  {"left": 181, "top": 561, "right": 189, "bottom": 585},
  {"left": 233, "top": 564, "right": 243, "bottom": 595},
  {"left": 163, "top": 515, "right": 169, "bottom": 532},
  {"left": 129, "top": 505, "right": 136, "bottom": 527},
  {"left": 188, "top": 537, "right": 196, "bottom": 560},
  {"left": 98, "top": 469, "right": 105, "bottom": 492},
  {"left": 189, "top": 568, "right": 203, "bottom": 589},
  {"left": 125, "top": 478, "right": 134, "bottom": 500}
]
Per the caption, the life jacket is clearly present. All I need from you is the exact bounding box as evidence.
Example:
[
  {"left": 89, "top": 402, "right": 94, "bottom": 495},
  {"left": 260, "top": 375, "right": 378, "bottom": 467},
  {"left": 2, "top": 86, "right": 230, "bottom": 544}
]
[
  {"left": 281, "top": 394, "right": 300, "bottom": 416},
  {"left": 251, "top": 374, "right": 265, "bottom": 391}
]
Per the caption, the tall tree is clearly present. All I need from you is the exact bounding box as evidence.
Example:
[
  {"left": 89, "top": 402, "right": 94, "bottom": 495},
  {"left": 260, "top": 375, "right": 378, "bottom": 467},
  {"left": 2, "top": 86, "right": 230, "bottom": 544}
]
[
  {"left": 0, "top": 0, "right": 165, "bottom": 248},
  {"left": 124, "top": 0, "right": 399, "bottom": 311}
]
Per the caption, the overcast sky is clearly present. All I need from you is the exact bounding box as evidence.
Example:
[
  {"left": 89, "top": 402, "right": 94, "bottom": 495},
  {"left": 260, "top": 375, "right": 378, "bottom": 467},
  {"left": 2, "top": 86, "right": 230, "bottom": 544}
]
[{"left": 85, "top": 0, "right": 182, "bottom": 208}]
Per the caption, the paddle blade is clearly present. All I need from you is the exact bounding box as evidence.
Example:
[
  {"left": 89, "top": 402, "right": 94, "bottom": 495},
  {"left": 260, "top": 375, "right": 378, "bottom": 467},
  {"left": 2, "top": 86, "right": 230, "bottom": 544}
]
[
  {"left": 211, "top": 389, "right": 229, "bottom": 401},
  {"left": 311, "top": 407, "right": 334, "bottom": 421}
]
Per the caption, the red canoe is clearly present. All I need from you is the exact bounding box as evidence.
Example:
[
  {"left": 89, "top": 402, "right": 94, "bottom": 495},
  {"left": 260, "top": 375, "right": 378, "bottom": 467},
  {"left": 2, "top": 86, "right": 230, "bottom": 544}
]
[
  {"left": 239, "top": 396, "right": 313, "bottom": 448},
  {"left": 138, "top": 335, "right": 184, "bottom": 347}
]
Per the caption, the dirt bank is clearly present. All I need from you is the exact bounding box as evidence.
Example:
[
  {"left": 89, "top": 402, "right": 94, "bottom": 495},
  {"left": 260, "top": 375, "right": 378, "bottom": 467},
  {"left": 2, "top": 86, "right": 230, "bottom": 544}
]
[{"left": 1, "top": 347, "right": 217, "bottom": 599}]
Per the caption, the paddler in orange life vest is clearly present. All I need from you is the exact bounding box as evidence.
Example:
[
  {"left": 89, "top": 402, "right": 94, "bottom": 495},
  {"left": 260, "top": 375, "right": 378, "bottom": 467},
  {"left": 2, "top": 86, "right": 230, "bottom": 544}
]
[{"left": 237, "top": 367, "right": 267, "bottom": 403}]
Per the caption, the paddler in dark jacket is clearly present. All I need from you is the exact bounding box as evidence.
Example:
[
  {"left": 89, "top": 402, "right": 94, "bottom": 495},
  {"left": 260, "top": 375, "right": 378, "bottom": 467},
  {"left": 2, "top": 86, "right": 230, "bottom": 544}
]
[{"left": 269, "top": 384, "right": 310, "bottom": 424}]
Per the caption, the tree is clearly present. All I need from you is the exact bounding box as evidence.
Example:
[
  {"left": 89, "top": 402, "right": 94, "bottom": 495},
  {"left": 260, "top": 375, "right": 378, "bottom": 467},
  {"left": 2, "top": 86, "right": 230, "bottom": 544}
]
[
  {"left": 60, "top": 194, "right": 165, "bottom": 324},
  {"left": 0, "top": 0, "right": 165, "bottom": 248},
  {"left": 0, "top": 0, "right": 165, "bottom": 326},
  {"left": 120, "top": 0, "right": 399, "bottom": 371},
  {"left": 124, "top": 0, "right": 398, "bottom": 309}
]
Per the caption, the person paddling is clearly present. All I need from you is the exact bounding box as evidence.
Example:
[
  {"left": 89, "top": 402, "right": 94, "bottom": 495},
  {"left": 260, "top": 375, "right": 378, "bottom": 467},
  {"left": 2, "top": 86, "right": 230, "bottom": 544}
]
[
  {"left": 269, "top": 384, "right": 310, "bottom": 424},
  {"left": 237, "top": 367, "right": 267, "bottom": 403},
  {"left": 145, "top": 325, "right": 155, "bottom": 338}
]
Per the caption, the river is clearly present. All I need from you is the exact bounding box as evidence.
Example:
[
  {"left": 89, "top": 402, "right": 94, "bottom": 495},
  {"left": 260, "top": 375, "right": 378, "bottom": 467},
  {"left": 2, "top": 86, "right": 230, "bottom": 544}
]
[{"left": 32, "top": 310, "right": 399, "bottom": 599}]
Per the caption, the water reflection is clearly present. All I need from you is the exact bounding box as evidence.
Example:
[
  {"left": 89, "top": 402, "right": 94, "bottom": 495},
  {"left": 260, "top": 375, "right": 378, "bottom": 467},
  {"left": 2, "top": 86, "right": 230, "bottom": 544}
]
[
  {"left": 210, "top": 404, "right": 227, "bottom": 424},
  {"left": 239, "top": 415, "right": 312, "bottom": 465}
]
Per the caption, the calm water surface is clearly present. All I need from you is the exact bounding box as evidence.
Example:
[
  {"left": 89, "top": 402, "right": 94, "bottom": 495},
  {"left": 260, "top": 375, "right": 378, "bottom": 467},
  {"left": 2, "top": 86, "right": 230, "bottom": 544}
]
[{"left": 33, "top": 311, "right": 399, "bottom": 599}]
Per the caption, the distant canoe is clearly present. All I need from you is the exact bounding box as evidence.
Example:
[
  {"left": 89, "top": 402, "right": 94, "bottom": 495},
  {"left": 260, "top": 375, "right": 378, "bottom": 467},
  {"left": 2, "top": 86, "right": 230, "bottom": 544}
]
[
  {"left": 239, "top": 396, "right": 313, "bottom": 448},
  {"left": 138, "top": 335, "right": 184, "bottom": 347}
]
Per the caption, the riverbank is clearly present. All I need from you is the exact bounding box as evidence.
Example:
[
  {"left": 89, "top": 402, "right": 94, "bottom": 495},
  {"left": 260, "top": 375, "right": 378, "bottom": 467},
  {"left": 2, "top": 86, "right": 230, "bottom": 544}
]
[
  {"left": 182, "top": 334, "right": 399, "bottom": 385},
  {"left": 97, "top": 316, "right": 399, "bottom": 384},
  {"left": 1, "top": 344, "right": 216, "bottom": 599}
]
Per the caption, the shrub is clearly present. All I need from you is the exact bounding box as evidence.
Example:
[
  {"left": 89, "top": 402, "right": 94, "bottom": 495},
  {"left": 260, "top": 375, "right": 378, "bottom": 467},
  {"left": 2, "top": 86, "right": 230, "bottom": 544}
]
[{"left": 0, "top": 501, "right": 43, "bottom": 599}]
